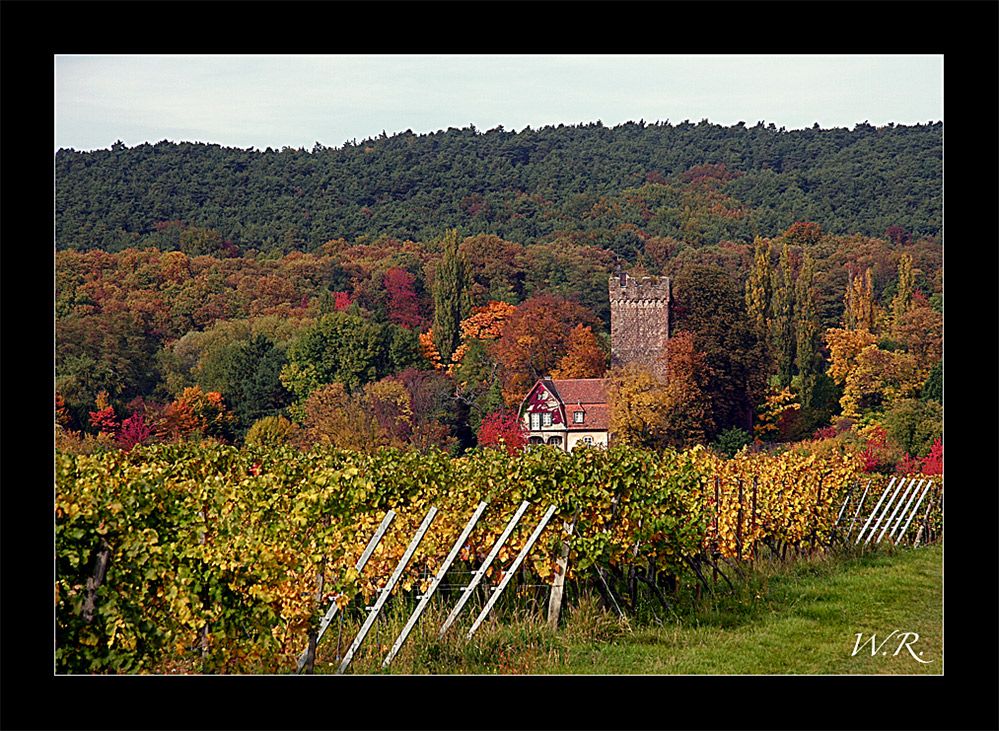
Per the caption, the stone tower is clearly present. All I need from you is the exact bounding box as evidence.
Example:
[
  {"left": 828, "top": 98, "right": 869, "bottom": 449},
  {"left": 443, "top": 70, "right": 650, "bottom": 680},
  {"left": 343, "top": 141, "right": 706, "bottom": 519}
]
[{"left": 609, "top": 270, "right": 671, "bottom": 377}]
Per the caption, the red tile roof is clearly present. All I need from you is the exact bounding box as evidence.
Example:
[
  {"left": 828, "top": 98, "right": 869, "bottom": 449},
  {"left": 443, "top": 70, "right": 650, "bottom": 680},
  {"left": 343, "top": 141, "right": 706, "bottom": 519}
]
[
  {"left": 549, "top": 378, "right": 608, "bottom": 406},
  {"left": 567, "top": 404, "right": 609, "bottom": 431}
]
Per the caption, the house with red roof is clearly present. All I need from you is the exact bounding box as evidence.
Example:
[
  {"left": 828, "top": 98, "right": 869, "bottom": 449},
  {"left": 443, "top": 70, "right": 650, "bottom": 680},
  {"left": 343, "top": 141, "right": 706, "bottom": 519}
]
[
  {"left": 518, "top": 377, "right": 609, "bottom": 451},
  {"left": 516, "top": 271, "right": 671, "bottom": 452}
]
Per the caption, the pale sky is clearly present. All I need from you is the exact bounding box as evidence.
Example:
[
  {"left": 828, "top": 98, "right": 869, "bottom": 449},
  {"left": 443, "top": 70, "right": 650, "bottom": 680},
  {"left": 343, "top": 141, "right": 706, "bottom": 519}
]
[{"left": 54, "top": 54, "right": 943, "bottom": 153}]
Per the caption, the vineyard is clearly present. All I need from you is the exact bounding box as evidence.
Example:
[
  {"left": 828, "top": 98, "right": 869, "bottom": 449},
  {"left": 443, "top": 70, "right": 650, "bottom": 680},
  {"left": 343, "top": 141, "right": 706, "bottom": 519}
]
[{"left": 55, "top": 443, "right": 943, "bottom": 674}]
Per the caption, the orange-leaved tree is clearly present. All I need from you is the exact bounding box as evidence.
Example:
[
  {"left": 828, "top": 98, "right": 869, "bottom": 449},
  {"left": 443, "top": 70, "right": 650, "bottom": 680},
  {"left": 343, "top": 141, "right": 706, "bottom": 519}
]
[
  {"left": 550, "top": 324, "right": 608, "bottom": 379},
  {"left": 157, "top": 386, "right": 237, "bottom": 443},
  {"left": 490, "top": 295, "right": 602, "bottom": 407}
]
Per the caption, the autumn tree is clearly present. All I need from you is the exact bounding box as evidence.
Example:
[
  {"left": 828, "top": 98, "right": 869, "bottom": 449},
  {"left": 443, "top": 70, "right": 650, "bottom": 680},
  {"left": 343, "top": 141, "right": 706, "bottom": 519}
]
[
  {"left": 780, "top": 221, "right": 824, "bottom": 248},
  {"left": 490, "top": 295, "right": 603, "bottom": 407},
  {"left": 827, "top": 327, "right": 924, "bottom": 418},
  {"left": 550, "top": 324, "right": 608, "bottom": 379},
  {"left": 476, "top": 410, "right": 527, "bottom": 456},
  {"left": 244, "top": 414, "right": 299, "bottom": 448},
  {"left": 449, "top": 300, "right": 518, "bottom": 371},
  {"left": 116, "top": 413, "right": 154, "bottom": 451},
  {"left": 318, "top": 289, "right": 353, "bottom": 315},
  {"left": 419, "top": 300, "right": 515, "bottom": 436},
  {"left": 825, "top": 328, "right": 878, "bottom": 387},
  {"left": 157, "top": 386, "right": 237, "bottom": 443},
  {"left": 889, "top": 253, "right": 915, "bottom": 327},
  {"left": 891, "top": 297, "right": 942, "bottom": 372},
  {"left": 459, "top": 234, "right": 527, "bottom": 306},
  {"left": 297, "top": 379, "right": 412, "bottom": 453},
  {"left": 843, "top": 267, "right": 876, "bottom": 332},
  {"left": 606, "top": 365, "right": 672, "bottom": 451},
  {"left": 671, "top": 264, "right": 768, "bottom": 438},
  {"left": 745, "top": 236, "right": 773, "bottom": 337},
  {"left": 839, "top": 345, "right": 923, "bottom": 418},
  {"left": 88, "top": 390, "right": 120, "bottom": 437},
  {"left": 607, "top": 332, "right": 713, "bottom": 450},
  {"left": 384, "top": 267, "right": 426, "bottom": 329},
  {"left": 391, "top": 367, "right": 463, "bottom": 454}
]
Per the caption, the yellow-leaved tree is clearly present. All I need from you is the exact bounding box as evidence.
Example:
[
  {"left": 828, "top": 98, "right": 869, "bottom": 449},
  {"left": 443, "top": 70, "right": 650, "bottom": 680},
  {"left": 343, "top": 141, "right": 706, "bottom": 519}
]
[
  {"left": 297, "top": 379, "right": 412, "bottom": 452},
  {"left": 607, "top": 332, "right": 713, "bottom": 449},
  {"left": 825, "top": 328, "right": 924, "bottom": 418}
]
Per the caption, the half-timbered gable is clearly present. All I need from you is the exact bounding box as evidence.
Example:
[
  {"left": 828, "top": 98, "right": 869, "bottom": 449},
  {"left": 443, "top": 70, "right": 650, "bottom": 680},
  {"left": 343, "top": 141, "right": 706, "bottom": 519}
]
[{"left": 519, "top": 377, "right": 609, "bottom": 451}]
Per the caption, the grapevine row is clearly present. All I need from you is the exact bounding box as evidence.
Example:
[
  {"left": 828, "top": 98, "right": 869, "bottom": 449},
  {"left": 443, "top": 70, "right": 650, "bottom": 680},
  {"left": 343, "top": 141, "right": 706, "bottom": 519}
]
[{"left": 55, "top": 443, "right": 942, "bottom": 673}]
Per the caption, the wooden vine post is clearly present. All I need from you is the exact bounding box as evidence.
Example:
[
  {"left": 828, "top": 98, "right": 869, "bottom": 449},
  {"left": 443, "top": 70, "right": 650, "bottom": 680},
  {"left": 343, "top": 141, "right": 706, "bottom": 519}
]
[
  {"left": 751, "top": 476, "right": 758, "bottom": 569},
  {"left": 547, "top": 516, "right": 575, "bottom": 629},
  {"left": 81, "top": 537, "right": 112, "bottom": 624},
  {"left": 712, "top": 477, "right": 719, "bottom": 586},
  {"left": 736, "top": 479, "right": 744, "bottom": 563}
]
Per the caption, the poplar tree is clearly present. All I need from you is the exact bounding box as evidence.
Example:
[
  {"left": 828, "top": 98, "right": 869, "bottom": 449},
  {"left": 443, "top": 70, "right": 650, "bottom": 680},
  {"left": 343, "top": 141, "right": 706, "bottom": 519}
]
[
  {"left": 432, "top": 229, "right": 472, "bottom": 367},
  {"left": 795, "top": 251, "right": 822, "bottom": 410},
  {"left": 770, "top": 244, "right": 796, "bottom": 389},
  {"left": 844, "top": 267, "right": 876, "bottom": 333},
  {"left": 745, "top": 236, "right": 773, "bottom": 336},
  {"left": 890, "top": 253, "right": 915, "bottom": 326}
]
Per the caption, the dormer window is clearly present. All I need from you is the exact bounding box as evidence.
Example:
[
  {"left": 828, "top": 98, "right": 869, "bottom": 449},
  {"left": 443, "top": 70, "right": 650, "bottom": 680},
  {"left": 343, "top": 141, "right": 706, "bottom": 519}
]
[
  {"left": 574, "top": 410, "right": 585, "bottom": 424},
  {"left": 542, "top": 412, "right": 553, "bottom": 427}
]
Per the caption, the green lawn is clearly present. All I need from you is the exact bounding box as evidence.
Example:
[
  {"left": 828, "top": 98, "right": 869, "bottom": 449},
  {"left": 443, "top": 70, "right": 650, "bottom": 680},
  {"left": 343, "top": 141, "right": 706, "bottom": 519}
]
[{"left": 554, "top": 544, "right": 943, "bottom": 675}]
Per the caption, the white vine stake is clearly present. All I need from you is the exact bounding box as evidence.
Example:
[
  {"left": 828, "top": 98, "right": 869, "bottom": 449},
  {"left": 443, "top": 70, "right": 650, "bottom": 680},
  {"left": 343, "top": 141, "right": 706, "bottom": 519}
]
[
  {"left": 467, "top": 504, "right": 558, "bottom": 640},
  {"left": 336, "top": 507, "right": 438, "bottom": 675},
  {"left": 382, "top": 501, "right": 489, "bottom": 668},
  {"left": 439, "top": 501, "right": 530, "bottom": 638},
  {"left": 296, "top": 509, "right": 396, "bottom": 674}
]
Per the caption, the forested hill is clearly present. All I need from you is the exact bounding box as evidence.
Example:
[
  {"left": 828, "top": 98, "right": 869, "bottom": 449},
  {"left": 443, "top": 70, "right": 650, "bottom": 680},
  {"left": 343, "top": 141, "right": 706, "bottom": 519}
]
[{"left": 55, "top": 119, "right": 942, "bottom": 255}]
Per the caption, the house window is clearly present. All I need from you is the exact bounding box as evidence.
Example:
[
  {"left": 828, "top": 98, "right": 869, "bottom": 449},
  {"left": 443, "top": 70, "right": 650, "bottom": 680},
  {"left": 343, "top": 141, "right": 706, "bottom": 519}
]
[
  {"left": 542, "top": 412, "right": 553, "bottom": 427},
  {"left": 574, "top": 410, "right": 585, "bottom": 424},
  {"left": 582, "top": 436, "right": 593, "bottom": 445},
  {"left": 530, "top": 412, "right": 541, "bottom": 430}
]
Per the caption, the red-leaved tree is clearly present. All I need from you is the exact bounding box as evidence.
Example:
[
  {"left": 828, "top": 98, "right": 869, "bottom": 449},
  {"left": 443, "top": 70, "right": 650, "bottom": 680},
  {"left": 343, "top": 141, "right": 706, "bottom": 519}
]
[
  {"left": 88, "top": 391, "right": 119, "bottom": 436},
  {"left": 116, "top": 413, "right": 154, "bottom": 451},
  {"left": 332, "top": 291, "right": 353, "bottom": 312},
  {"left": 384, "top": 267, "right": 426, "bottom": 329},
  {"left": 476, "top": 410, "right": 527, "bottom": 456},
  {"left": 921, "top": 437, "right": 942, "bottom": 475}
]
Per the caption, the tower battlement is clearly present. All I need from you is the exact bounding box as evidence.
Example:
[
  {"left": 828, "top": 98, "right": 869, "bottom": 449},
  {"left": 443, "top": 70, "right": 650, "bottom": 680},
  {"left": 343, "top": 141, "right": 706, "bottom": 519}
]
[
  {"left": 608, "top": 272, "right": 671, "bottom": 302},
  {"left": 609, "top": 272, "right": 671, "bottom": 376}
]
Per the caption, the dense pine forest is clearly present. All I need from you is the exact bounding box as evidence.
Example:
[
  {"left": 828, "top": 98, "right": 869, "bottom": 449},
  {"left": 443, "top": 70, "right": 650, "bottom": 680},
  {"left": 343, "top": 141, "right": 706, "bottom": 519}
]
[{"left": 54, "top": 119, "right": 943, "bottom": 474}]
